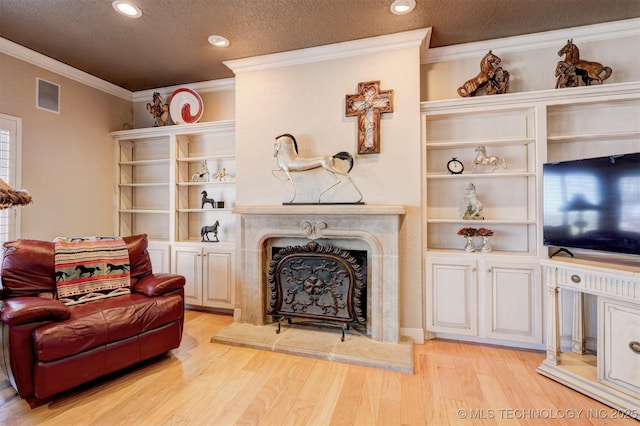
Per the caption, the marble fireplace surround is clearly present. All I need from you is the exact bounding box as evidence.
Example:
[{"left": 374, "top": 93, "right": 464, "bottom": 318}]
[{"left": 233, "top": 204, "right": 406, "bottom": 344}]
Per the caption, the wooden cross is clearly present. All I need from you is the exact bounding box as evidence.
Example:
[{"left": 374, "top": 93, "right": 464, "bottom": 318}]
[{"left": 345, "top": 81, "right": 394, "bottom": 154}]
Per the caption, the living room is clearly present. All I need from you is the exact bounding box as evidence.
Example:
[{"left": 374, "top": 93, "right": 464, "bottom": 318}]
[{"left": 0, "top": 1, "right": 639, "bottom": 423}]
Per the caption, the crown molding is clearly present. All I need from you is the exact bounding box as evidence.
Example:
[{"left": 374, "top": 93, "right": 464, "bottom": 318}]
[
  {"left": 224, "top": 28, "right": 431, "bottom": 75},
  {"left": 0, "top": 37, "right": 133, "bottom": 100},
  {"left": 422, "top": 18, "right": 640, "bottom": 64},
  {"left": 131, "top": 78, "right": 236, "bottom": 103}
]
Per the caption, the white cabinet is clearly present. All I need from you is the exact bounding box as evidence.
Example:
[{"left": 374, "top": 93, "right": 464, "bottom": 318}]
[
  {"left": 426, "top": 254, "right": 541, "bottom": 345},
  {"left": 172, "top": 244, "right": 235, "bottom": 310},
  {"left": 598, "top": 298, "right": 640, "bottom": 399},
  {"left": 112, "top": 121, "right": 237, "bottom": 309}
]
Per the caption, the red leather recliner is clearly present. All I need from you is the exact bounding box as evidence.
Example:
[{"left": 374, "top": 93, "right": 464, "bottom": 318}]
[{"left": 0, "top": 234, "right": 185, "bottom": 400}]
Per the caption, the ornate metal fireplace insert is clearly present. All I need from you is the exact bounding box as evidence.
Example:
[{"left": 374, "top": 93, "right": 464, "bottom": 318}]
[{"left": 267, "top": 241, "right": 366, "bottom": 340}]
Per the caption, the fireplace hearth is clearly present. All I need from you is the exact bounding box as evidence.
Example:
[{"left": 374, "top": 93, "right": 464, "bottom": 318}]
[{"left": 267, "top": 241, "right": 367, "bottom": 340}]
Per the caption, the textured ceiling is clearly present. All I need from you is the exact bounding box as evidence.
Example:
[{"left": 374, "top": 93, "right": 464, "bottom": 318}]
[{"left": 1, "top": 0, "right": 639, "bottom": 91}]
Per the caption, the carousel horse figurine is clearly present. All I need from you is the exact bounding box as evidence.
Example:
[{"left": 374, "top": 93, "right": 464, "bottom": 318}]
[
  {"left": 272, "top": 133, "right": 363, "bottom": 203},
  {"left": 457, "top": 50, "right": 509, "bottom": 97},
  {"left": 471, "top": 145, "right": 507, "bottom": 173},
  {"left": 201, "top": 191, "right": 215, "bottom": 209},
  {"left": 192, "top": 160, "right": 210, "bottom": 182},
  {"left": 463, "top": 183, "right": 484, "bottom": 220},
  {"left": 557, "top": 39, "right": 612, "bottom": 85},
  {"left": 201, "top": 220, "right": 220, "bottom": 242}
]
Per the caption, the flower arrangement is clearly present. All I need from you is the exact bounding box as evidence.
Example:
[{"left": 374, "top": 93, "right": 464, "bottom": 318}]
[
  {"left": 457, "top": 227, "right": 478, "bottom": 237},
  {"left": 477, "top": 227, "right": 494, "bottom": 237}
]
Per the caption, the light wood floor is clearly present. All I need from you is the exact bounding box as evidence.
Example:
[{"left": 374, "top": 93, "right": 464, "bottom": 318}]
[{"left": 0, "top": 310, "right": 637, "bottom": 425}]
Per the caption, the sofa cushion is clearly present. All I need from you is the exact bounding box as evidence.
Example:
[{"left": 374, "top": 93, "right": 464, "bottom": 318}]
[
  {"left": 32, "top": 292, "right": 183, "bottom": 362},
  {"left": 1, "top": 239, "right": 56, "bottom": 298}
]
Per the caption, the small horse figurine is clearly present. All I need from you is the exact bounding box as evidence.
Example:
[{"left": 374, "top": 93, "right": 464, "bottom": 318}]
[
  {"left": 471, "top": 145, "right": 507, "bottom": 173},
  {"left": 192, "top": 160, "right": 210, "bottom": 182},
  {"left": 201, "top": 220, "right": 220, "bottom": 242},
  {"left": 146, "top": 92, "right": 169, "bottom": 127},
  {"left": 214, "top": 168, "right": 228, "bottom": 182},
  {"left": 463, "top": 183, "right": 484, "bottom": 220},
  {"left": 272, "top": 134, "right": 363, "bottom": 203},
  {"left": 201, "top": 191, "right": 215, "bottom": 209},
  {"left": 457, "top": 51, "right": 510, "bottom": 97},
  {"left": 557, "top": 39, "right": 612, "bottom": 86}
]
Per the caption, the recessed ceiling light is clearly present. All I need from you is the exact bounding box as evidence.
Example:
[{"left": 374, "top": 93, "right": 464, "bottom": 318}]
[
  {"left": 390, "top": 0, "right": 416, "bottom": 15},
  {"left": 112, "top": 1, "right": 142, "bottom": 18},
  {"left": 208, "top": 35, "right": 230, "bottom": 47}
]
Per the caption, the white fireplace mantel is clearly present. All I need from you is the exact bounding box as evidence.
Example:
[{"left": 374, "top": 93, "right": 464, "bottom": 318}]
[{"left": 234, "top": 204, "right": 406, "bottom": 343}]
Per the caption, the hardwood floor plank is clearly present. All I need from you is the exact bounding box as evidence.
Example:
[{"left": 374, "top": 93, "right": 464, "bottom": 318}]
[{"left": 1, "top": 311, "right": 637, "bottom": 426}]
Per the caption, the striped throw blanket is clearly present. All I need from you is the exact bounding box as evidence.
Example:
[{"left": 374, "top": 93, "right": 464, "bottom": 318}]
[{"left": 54, "top": 237, "right": 131, "bottom": 306}]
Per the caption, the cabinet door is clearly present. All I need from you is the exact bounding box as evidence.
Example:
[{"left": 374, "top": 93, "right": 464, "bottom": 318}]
[
  {"left": 171, "top": 245, "right": 203, "bottom": 306},
  {"left": 425, "top": 256, "right": 477, "bottom": 335},
  {"left": 147, "top": 242, "right": 170, "bottom": 273},
  {"left": 483, "top": 260, "right": 541, "bottom": 343},
  {"left": 202, "top": 247, "right": 235, "bottom": 309},
  {"left": 598, "top": 298, "right": 640, "bottom": 398}
]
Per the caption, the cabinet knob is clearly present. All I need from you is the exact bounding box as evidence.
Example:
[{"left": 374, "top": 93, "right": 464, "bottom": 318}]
[
  {"left": 471, "top": 267, "right": 476, "bottom": 272},
  {"left": 570, "top": 274, "right": 581, "bottom": 284},
  {"left": 630, "top": 341, "right": 640, "bottom": 354}
]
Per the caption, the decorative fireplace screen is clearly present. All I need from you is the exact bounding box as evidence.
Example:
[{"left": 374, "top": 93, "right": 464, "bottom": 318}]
[{"left": 267, "top": 241, "right": 366, "bottom": 340}]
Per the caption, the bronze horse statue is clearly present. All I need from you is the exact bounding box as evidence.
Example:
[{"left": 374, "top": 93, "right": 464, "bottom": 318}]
[
  {"left": 457, "top": 50, "right": 510, "bottom": 97},
  {"left": 557, "top": 39, "right": 612, "bottom": 86}
]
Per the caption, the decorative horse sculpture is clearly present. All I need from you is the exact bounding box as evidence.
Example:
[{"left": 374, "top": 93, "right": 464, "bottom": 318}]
[
  {"left": 557, "top": 39, "right": 612, "bottom": 86},
  {"left": 191, "top": 160, "right": 210, "bottom": 182},
  {"left": 201, "top": 220, "right": 220, "bottom": 242},
  {"left": 471, "top": 145, "right": 507, "bottom": 173},
  {"left": 457, "top": 51, "right": 510, "bottom": 97},
  {"left": 463, "top": 183, "right": 484, "bottom": 220},
  {"left": 146, "top": 92, "right": 169, "bottom": 127},
  {"left": 272, "top": 134, "right": 363, "bottom": 203},
  {"left": 201, "top": 191, "right": 215, "bottom": 209}
]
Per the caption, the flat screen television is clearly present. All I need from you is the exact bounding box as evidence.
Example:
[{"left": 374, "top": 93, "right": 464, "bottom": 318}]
[{"left": 542, "top": 152, "right": 640, "bottom": 256}]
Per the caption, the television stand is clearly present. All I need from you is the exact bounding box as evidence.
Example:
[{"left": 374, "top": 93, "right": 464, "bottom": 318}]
[
  {"left": 537, "top": 257, "right": 640, "bottom": 419},
  {"left": 549, "top": 247, "right": 574, "bottom": 258}
]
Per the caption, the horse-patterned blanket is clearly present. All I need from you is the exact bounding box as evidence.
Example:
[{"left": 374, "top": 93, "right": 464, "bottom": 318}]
[{"left": 54, "top": 237, "right": 131, "bottom": 306}]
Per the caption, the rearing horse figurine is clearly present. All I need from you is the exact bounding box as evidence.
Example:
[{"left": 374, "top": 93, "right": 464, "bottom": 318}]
[
  {"left": 273, "top": 134, "right": 363, "bottom": 203},
  {"left": 558, "top": 39, "right": 612, "bottom": 85}
]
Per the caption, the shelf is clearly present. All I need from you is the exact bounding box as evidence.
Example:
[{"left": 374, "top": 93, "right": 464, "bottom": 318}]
[
  {"left": 426, "top": 219, "right": 536, "bottom": 225},
  {"left": 119, "top": 159, "right": 170, "bottom": 166},
  {"left": 177, "top": 208, "right": 233, "bottom": 213},
  {"left": 427, "top": 138, "right": 535, "bottom": 150},
  {"left": 177, "top": 154, "right": 235, "bottom": 162},
  {"left": 547, "top": 130, "right": 640, "bottom": 143},
  {"left": 176, "top": 181, "right": 235, "bottom": 186},
  {"left": 119, "top": 182, "right": 170, "bottom": 187},
  {"left": 119, "top": 209, "right": 170, "bottom": 214},
  {"left": 427, "top": 171, "right": 534, "bottom": 179}
]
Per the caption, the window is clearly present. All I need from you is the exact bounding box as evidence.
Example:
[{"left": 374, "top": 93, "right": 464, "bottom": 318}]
[{"left": 0, "top": 114, "right": 23, "bottom": 243}]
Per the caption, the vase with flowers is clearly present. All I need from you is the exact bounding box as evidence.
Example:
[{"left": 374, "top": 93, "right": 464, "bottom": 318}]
[
  {"left": 477, "top": 227, "right": 494, "bottom": 253},
  {"left": 457, "top": 227, "right": 478, "bottom": 252}
]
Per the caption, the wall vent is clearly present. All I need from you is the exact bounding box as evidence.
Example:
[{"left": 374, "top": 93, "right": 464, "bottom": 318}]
[{"left": 36, "top": 78, "right": 60, "bottom": 113}]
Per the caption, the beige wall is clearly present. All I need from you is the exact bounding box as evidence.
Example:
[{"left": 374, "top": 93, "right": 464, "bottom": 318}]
[
  {"left": 233, "top": 46, "right": 424, "bottom": 335},
  {"left": 0, "top": 53, "right": 132, "bottom": 240}
]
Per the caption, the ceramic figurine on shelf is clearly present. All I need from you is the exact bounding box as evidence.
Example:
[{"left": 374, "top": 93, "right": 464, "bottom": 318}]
[
  {"left": 557, "top": 39, "right": 612, "bottom": 87},
  {"left": 462, "top": 183, "right": 484, "bottom": 220},
  {"left": 214, "top": 168, "right": 228, "bottom": 182},
  {"left": 201, "top": 220, "right": 220, "bottom": 242},
  {"left": 191, "top": 160, "right": 210, "bottom": 182},
  {"left": 471, "top": 145, "right": 507, "bottom": 173},
  {"left": 146, "top": 92, "right": 169, "bottom": 127},
  {"left": 457, "top": 50, "right": 510, "bottom": 97},
  {"left": 201, "top": 191, "right": 215, "bottom": 209}
]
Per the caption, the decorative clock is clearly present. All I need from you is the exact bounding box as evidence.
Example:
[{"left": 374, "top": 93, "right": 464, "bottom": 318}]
[{"left": 447, "top": 157, "right": 464, "bottom": 174}]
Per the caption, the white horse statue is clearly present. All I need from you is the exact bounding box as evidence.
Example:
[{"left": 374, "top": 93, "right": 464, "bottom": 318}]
[
  {"left": 191, "top": 160, "right": 210, "bottom": 182},
  {"left": 272, "top": 133, "right": 363, "bottom": 203},
  {"left": 471, "top": 145, "right": 507, "bottom": 172},
  {"left": 462, "top": 183, "right": 484, "bottom": 220}
]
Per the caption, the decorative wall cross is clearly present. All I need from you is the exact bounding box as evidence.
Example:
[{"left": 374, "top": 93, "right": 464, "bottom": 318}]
[{"left": 345, "top": 81, "right": 394, "bottom": 154}]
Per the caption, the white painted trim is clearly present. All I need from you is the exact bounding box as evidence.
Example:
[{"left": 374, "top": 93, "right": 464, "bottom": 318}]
[
  {"left": 132, "top": 78, "right": 235, "bottom": 103},
  {"left": 0, "top": 37, "right": 132, "bottom": 100},
  {"left": 422, "top": 18, "right": 640, "bottom": 64},
  {"left": 224, "top": 28, "right": 431, "bottom": 75}
]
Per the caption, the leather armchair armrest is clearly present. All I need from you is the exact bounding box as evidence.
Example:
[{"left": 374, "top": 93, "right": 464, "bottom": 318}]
[
  {"left": 132, "top": 273, "right": 185, "bottom": 297},
  {"left": 0, "top": 297, "right": 70, "bottom": 326}
]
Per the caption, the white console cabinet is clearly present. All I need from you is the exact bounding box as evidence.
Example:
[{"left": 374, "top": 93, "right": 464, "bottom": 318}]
[
  {"left": 537, "top": 258, "right": 640, "bottom": 418},
  {"left": 426, "top": 254, "right": 541, "bottom": 345}
]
